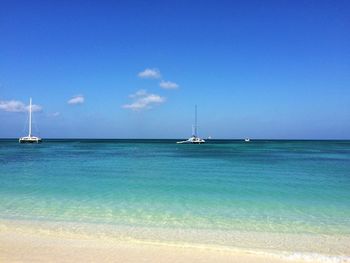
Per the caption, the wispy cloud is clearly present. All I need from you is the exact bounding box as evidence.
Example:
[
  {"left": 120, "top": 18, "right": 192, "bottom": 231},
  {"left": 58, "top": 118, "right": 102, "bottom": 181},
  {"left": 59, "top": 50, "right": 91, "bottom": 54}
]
[
  {"left": 138, "top": 68, "right": 161, "bottom": 79},
  {"left": 30, "top": 104, "right": 42, "bottom": 112},
  {"left": 52, "top": 112, "right": 60, "bottom": 117},
  {"left": 67, "top": 95, "right": 84, "bottom": 105},
  {"left": 159, "top": 80, "right": 179, "bottom": 89},
  {"left": 123, "top": 89, "right": 166, "bottom": 111},
  {"left": 0, "top": 100, "right": 42, "bottom": 112}
]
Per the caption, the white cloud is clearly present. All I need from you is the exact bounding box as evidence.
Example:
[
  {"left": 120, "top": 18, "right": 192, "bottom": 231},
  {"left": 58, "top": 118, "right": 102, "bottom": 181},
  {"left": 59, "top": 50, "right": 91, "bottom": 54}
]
[
  {"left": 123, "top": 89, "right": 166, "bottom": 111},
  {"left": 159, "top": 80, "right": 179, "bottom": 89},
  {"left": 138, "top": 68, "right": 161, "bottom": 79},
  {"left": 0, "top": 100, "right": 42, "bottom": 113},
  {"left": 67, "top": 95, "right": 84, "bottom": 105},
  {"left": 0, "top": 100, "right": 26, "bottom": 112},
  {"left": 52, "top": 112, "right": 60, "bottom": 117}
]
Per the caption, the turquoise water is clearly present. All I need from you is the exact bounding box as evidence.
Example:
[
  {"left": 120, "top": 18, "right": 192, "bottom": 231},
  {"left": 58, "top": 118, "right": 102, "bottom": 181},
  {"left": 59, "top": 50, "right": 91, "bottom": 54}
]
[{"left": 1, "top": 139, "right": 350, "bottom": 256}]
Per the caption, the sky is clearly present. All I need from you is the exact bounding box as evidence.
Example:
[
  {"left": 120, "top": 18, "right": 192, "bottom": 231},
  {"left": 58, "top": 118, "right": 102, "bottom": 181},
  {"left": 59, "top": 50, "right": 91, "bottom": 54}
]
[{"left": 0, "top": 0, "right": 349, "bottom": 139}]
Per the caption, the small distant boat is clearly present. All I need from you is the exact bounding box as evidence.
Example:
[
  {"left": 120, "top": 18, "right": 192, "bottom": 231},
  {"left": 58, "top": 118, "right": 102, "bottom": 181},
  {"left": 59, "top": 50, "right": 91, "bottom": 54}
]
[
  {"left": 19, "top": 98, "right": 42, "bottom": 143},
  {"left": 244, "top": 138, "right": 250, "bottom": 142},
  {"left": 177, "top": 135, "right": 205, "bottom": 144},
  {"left": 177, "top": 105, "right": 205, "bottom": 144}
]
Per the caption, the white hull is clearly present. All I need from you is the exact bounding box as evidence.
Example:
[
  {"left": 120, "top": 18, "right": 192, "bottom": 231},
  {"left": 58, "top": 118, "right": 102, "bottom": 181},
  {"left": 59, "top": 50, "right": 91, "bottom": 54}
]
[
  {"left": 177, "top": 136, "right": 205, "bottom": 144},
  {"left": 19, "top": 136, "right": 42, "bottom": 143}
]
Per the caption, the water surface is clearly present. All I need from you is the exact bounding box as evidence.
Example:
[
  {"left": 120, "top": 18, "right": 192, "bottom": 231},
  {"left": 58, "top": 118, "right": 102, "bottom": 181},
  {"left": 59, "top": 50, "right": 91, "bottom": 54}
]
[{"left": 1, "top": 139, "right": 349, "bottom": 259}]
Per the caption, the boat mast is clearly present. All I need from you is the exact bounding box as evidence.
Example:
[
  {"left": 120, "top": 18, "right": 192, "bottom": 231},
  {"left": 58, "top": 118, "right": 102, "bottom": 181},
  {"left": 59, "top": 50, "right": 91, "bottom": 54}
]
[
  {"left": 28, "top": 98, "right": 32, "bottom": 137},
  {"left": 194, "top": 104, "right": 197, "bottom": 137}
]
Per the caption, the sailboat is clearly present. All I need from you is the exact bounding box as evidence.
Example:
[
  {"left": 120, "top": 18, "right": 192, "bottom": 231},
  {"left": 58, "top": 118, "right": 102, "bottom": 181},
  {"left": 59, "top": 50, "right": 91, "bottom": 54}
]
[
  {"left": 177, "top": 105, "right": 205, "bottom": 144},
  {"left": 19, "top": 98, "right": 42, "bottom": 143}
]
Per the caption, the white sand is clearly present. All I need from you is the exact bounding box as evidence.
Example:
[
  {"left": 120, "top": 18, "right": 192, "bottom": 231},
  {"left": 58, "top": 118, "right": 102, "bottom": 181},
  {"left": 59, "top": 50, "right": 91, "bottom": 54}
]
[
  {"left": 0, "top": 227, "right": 302, "bottom": 263},
  {"left": 2, "top": 219, "right": 349, "bottom": 263}
]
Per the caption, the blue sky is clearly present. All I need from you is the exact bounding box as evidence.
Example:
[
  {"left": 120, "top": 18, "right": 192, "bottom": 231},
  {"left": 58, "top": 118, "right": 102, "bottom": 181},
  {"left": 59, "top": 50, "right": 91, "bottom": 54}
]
[{"left": 1, "top": 0, "right": 349, "bottom": 139}]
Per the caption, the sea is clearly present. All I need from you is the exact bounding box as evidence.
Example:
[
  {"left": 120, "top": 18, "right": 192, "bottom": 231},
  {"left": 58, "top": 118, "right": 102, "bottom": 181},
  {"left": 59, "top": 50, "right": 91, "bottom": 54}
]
[{"left": 0, "top": 139, "right": 349, "bottom": 262}]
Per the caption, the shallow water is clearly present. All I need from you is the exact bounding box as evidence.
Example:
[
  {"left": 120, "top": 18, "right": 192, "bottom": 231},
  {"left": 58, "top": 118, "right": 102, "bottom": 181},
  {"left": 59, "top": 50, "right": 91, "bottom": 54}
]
[{"left": 0, "top": 139, "right": 350, "bottom": 259}]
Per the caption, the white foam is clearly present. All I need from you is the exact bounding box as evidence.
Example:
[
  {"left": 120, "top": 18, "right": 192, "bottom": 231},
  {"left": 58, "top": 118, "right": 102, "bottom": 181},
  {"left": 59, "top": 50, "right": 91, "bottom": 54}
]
[{"left": 282, "top": 252, "right": 350, "bottom": 263}]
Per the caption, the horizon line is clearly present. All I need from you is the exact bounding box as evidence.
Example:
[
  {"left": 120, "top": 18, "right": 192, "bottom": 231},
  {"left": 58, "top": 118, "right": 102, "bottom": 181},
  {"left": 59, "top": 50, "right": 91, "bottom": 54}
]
[{"left": 0, "top": 138, "right": 349, "bottom": 141}]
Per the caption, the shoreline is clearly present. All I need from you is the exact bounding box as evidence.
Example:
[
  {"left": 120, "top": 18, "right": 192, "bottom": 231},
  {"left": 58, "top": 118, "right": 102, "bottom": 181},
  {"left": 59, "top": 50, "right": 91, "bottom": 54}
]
[
  {"left": 1, "top": 219, "right": 349, "bottom": 263},
  {"left": 0, "top": 227, "right": 301, "bottom": 263}
]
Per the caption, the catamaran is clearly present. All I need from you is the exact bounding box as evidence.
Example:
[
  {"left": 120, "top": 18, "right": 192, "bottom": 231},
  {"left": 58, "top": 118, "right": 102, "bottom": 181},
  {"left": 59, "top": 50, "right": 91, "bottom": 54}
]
[
  {"left": 177, "top": 105, "right": 205, "bottom": 144},
  {"left": 19, "top": 98, "right": 42, "bottom": 143}
]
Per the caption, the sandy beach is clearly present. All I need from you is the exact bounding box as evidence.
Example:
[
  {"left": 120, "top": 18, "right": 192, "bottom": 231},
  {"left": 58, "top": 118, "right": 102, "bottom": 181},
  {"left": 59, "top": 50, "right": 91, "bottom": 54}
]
[{"left": 0, "top": 226, "right": 303, "bottom": 263}]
